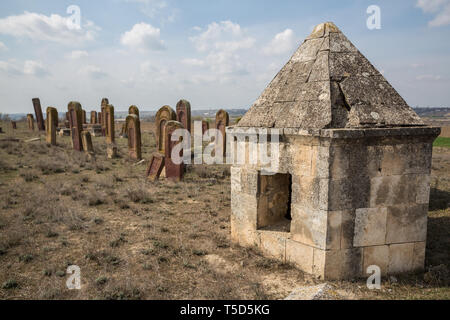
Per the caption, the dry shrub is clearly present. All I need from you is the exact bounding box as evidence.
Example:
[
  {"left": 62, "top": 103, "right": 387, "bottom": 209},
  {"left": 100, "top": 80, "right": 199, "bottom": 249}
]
[{"left": 424, "top": 264, "right": 450, "bottom": 286}]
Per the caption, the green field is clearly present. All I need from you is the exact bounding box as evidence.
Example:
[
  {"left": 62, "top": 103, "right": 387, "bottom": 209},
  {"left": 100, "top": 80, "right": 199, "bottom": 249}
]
[{"left": 434, "top": 137, "right": 450, "bottom": 148}]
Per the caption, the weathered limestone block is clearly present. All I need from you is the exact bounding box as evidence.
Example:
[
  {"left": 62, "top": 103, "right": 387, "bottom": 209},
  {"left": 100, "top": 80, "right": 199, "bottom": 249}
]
[
  {"left": 286, "top": 239, "right": 314, "bottom": 274},
  {"left": 155, "top": 105, "right": 176, "bottom": 154},
  {"left": 363, "top": 245, "right": 389, "bottom": 276},
  {"left": 290, "top": 205, "right": 327, "bottom": 249},
  {"left": 128, "top": 105, "right": 139, "bottom": 118},
  {"left": 388, "top": 243, "right": 415, "bottom": 274},
  {"left": 385, "top": 204, "right": 428, "bottom": 244},
  {"left": 101, "top": 98, "right": 109, "bottom": 136},
  {"left": 369, "top": 175, "right": 420, "bottom": 208},
  {"left": 353, "top": 207, "right": 387, "bottom": 247},
  {"left": 46, "top": 107, "right": 58, "bottom": 145},
  {"left": 230, "top": 166, "right": 242, "bottom": 193},
  {"left": 260, "top": 231, "right": 287, "bottom": 261},
  {"left": 323, "top": 247, "right": 363, "bottom": 280},
  {"left": 240, "top": 168, "right": 260, "bottom": 195}
]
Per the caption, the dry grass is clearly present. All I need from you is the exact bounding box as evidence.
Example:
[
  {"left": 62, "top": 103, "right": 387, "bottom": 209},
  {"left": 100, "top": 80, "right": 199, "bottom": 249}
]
[{"left": 0, "top": 120, "right": 449, "bottom": 300}]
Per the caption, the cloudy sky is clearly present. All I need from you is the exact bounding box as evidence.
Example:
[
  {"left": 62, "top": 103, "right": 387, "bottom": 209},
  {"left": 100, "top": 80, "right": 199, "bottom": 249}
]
[{"left": 0, "top": 0, "right": 449, "bottom": 113}]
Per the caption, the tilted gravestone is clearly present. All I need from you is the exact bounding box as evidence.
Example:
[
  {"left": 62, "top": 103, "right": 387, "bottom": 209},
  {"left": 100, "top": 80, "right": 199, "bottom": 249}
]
[
  {"left": 164, "top": 120, "right": 184, "bottom": 181},
  {"left": 126, "top": 114, "right": 142, "bottom": 160},
  {"left": 46, "top": 107, "right": 58, "bottom": 145},
  {"left": 81, "top": 130, "right": 94, "bottom": 158},
  {"left": 176, "top": 99, "right": 191, "bottom": 133},
  {"left": 146, "top": 153, "right": 165, "bottom": 181},
  {"left": 105, "top": 104, "right": 117, "bottom": 158},
  {"left": 11, "top": 121, "right": 17, "bottom": 130},
  {"left": 32, "top": 98, "right": 45, "bottom": 131},
  {"left": 27, "top": 114, "right": 35, "bottom": 130},
  {"left": 155, "top": 105, "right": 176, "bottom": 154},
  {"left": 67, "top": 101, "right": 84, "bottom": 151},
  {"left": 90, "top": 111, "right": 97, "bottom": 124},
  {"left": 215, "top": 109, "right": 229, "bottom": 157}
]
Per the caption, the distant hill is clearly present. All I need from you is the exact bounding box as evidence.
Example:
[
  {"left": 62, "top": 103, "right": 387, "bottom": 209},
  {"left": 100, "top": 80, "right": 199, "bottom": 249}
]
[{"left": 413, "top": 107, "right": 450, "bottom": 118}]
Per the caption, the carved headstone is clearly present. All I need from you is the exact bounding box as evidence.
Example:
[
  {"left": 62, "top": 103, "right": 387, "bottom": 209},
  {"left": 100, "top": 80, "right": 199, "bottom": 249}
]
[
  {"left": 120, "top": 123, "right": 128, "bottom": 138},
  {"left": 126, "top": 114, "right": 142, "bottom": 160},
  {"left": 105, "top": 104, "right": 117, "bottom": 158},
  {"left": 11, "top": 121, "right": 17, "bottom": 130},
  {"left": 81, "top": 131, "right": 94, "bottom": 157},
  {"left": 155, "top": 105, "right": 176, "bottom": 154},
  {"left": 90, "top": 111, "right": 97, "bottom": 124},
  {"left": 98, "top": 112, "right": 102, "bottom": 125},
  {"left": 67, "top": 101, "right": 84, "bottom": 151},
  {"left": 32, "top": 98, "right": 45, "bottom": 131},
  {"left": 27, "top": 114, "right": 35, "bottom": 130},
  {"left": 146, "top": 153, "right": 165, "bottom": 181},
  {"left": 176, "top": 99, "right": 191, "bottom": 133},
  {"left": 164, "top": 120, "right": 184, "bottom": 181},
  {"left": 128, "top": 105, "right": 139, "bottom": 118},
  {"left": 215, "top": 109, "right": 229, "bottom": 157},
  {"left": 46, "top": 107, "right": 58, "bottom": 145}
]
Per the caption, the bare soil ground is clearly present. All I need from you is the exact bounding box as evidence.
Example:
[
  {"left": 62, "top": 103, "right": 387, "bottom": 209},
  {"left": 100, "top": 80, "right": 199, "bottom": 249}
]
[{"left": 0, "top": 120, "right": 449, "bottom": 300}]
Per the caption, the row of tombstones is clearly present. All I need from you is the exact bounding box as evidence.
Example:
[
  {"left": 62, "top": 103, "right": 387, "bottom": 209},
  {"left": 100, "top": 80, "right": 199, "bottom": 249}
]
[{"left": 23, "top": 98, "right": 229, "bottom": 182}]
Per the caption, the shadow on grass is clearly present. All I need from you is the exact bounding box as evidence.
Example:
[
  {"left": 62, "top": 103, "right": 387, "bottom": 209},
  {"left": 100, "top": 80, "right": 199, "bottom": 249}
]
[{"left": 429, "top": 188, "right": 450, "bottom": 211}]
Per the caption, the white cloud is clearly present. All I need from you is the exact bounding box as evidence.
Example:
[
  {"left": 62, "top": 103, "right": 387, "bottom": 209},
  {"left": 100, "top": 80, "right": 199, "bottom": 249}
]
[
  {"left": 0, "top": 60, "right": 23, "bottom": 76},
  {"left": 0, "top": 41, "right": 7, "bottom": 51},
  {"left": 186, "top": 21, "right": 255, "bottom": 76},
  {"left": 121, "top": 23, "right": 166, "bottom": 51},
  {"left": 263, "top": 29, "right": 296, "bottom": 56},
  {"left": 0, "top": 11, "right": 99, "bottom": 45},
  {"left": 69, "top": 50, "right": 89, "bottom": 59},
  {"left": 189, "top": 21, "right": 255, "bottom": 53},
  {"left": 80, "top": 65, "right": 107, "bottom": 79},
  {"left": 23, "top": 60, "right": 49, "bottom": 77},
  {"left": 416, "top": 0, "right": 450, "bottom": 26}
]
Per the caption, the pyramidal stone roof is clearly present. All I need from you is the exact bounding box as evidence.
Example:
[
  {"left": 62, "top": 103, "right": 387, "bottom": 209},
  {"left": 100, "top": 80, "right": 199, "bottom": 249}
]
[{"left": 238, "top": 22, "right": 424, "bottom": 129}]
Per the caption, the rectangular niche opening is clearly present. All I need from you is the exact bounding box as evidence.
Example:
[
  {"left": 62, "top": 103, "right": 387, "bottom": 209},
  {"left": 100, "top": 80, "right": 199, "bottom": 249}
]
[{"left": 257, "top": 172, "right": 292, "bottom": 233}]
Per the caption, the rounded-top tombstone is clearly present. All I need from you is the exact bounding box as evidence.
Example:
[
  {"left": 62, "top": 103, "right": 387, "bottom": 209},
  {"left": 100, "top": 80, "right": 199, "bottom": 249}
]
[
  {"left": 155, "top": 105, "right": 176, "bottom": 154},
  {"left": 176, "top": 99, "right": 191, "bottom": 133}
]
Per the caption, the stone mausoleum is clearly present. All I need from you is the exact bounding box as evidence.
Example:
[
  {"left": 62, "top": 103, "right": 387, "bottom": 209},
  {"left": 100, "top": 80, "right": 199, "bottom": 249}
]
[{"left": 228, "top": 22, "right": 440, "bottom": 279}]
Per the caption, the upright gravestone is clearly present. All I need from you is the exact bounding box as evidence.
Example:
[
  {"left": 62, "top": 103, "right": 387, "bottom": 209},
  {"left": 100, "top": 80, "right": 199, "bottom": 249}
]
[
  {"left": 98, "top": 112, "right": 102, "bottom": 125},
  {"left": 81, "top": 131, "right": 95, "bottom": 158},
  {"left": 215, "top": 109, "right": 229, "bottom": 157},
  {"left": 126, "top": 114, "right": 142, "bottom": 160},
  {"left": 202, "top": 120, "right": 209, "bottom": 135},
  {"left": 164, "top": 120, "right": 184, "bottom": 181},
  {"left": 176, "top": 99, "right": 191, "bottom": 133},
  {"left": 65, "top": 112, "right": 70, "bottom": 128},
  {"left": 90, "top": 111, "right": 97, "bottom": 124},
  {"left": 27, "top": 114, "right": 35, "bottom": 131},
  {"left": 128, "top": 105, "right": 139, "bottom": 118},
  {"left": 32, "top": 98, "right": 45, "bottom": 131},
  {"left": 67, "top": 101, "right": 84, "bottom": 151},
  {"left": 11, "top": 121, "right": 17, "bottom": 130},
  {"left": 155, "top": 105, "right": 176, "bottom": 154},
  {"left": 105, "top": 104, "right": 117, "bottom": 158},
  {"left": 46, "top": 107, "right": 58, "bottom": 145},
  {"left": 101, "top": 98, "right": 109, "bottom": 137},
  {"left": 82, "top": 110, "right": 87, "bottom": 124}
]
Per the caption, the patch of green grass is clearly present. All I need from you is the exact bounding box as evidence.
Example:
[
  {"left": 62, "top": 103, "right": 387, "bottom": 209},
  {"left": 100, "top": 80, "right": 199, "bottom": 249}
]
[{"left": 433, "top": 137, "right": 450, "bottom": 148}]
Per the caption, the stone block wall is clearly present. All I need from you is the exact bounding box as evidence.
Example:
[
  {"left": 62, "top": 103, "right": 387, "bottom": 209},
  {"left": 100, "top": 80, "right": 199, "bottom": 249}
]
[{"left": 229, "top": 127, "right": 440, "bottom": 280}]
